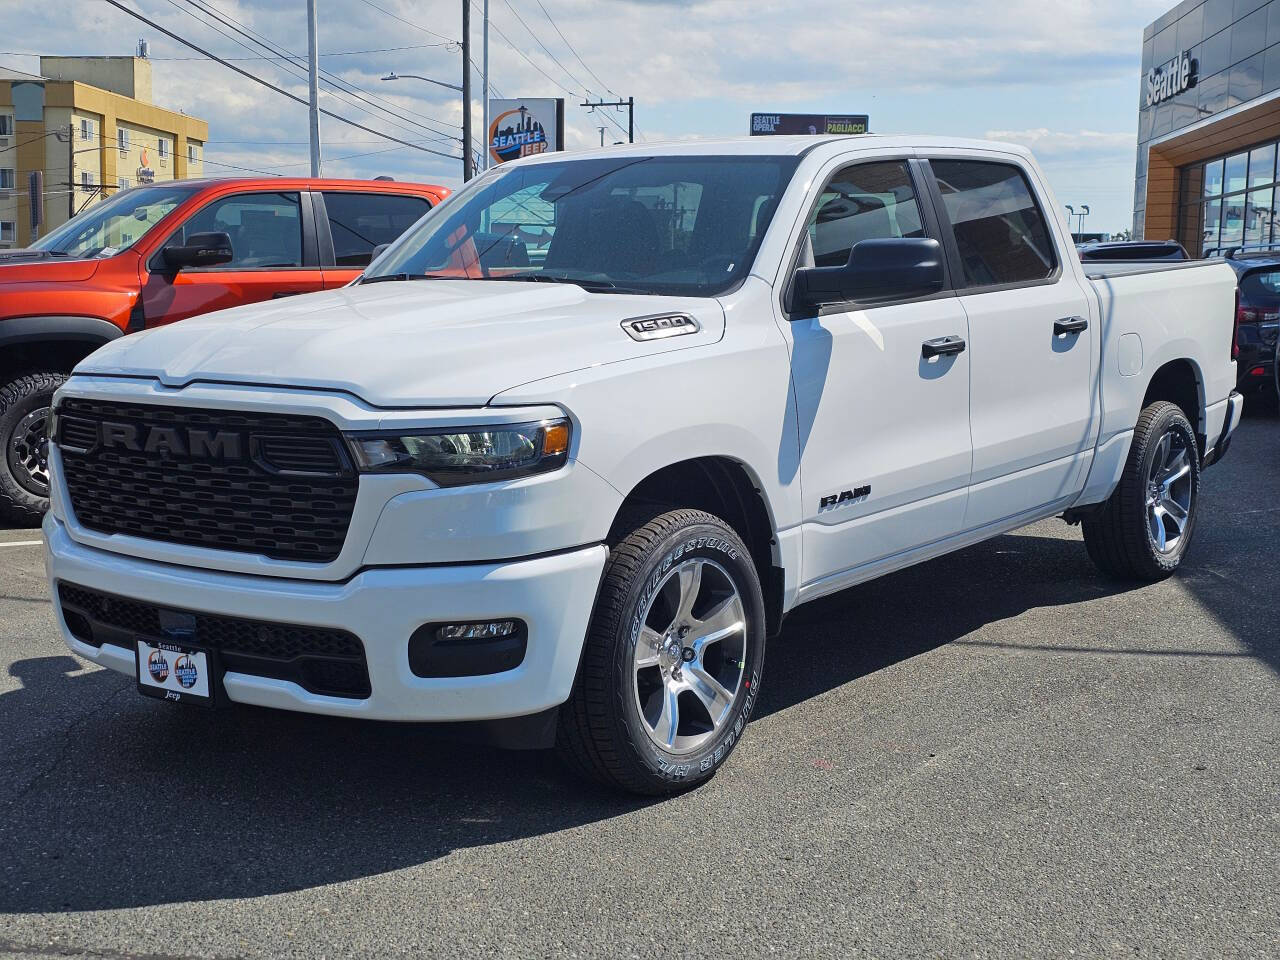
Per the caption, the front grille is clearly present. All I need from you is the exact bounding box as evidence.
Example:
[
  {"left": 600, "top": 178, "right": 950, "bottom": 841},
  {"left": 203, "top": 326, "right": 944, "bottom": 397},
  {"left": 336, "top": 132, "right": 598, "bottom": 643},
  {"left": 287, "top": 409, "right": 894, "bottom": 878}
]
[
  {"left": 56, "top": 398, "right": 358, "bottom": 563},
  {"left": 59, "top": 582, "right": 371, "bottom": 699}
]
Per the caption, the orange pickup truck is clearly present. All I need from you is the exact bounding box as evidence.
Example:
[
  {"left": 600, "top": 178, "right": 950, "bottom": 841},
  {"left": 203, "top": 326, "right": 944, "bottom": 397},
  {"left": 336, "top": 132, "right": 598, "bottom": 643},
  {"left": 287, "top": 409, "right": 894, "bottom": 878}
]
[{"left": 0, "top": 176, "right": 448, "bottom": 523}]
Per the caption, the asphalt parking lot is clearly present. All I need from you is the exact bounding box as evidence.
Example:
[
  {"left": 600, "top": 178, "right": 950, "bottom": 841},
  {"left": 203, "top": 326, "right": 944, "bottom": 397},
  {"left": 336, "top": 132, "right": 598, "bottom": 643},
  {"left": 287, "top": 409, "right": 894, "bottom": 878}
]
[{"left": 0, "top": 414, "right": 1276, "bottom": 960}]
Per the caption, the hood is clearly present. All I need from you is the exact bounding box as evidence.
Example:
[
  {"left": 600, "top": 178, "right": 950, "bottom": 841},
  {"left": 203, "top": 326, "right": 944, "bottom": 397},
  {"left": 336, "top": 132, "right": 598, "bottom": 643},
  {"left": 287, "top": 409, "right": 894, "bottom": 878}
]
[
  {"left": 0, "top": 252, "right": 104, "bottom": 284},
  {"left": 76, "top": 279, "right": 726, "bottom": 407}
]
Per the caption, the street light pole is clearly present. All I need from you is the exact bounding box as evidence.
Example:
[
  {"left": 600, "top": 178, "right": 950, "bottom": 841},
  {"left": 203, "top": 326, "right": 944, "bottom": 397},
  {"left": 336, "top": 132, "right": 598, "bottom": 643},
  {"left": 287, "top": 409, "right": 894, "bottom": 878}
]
[
  {"left": 461, "top": 0, "right": 473, "bottom": 181},
  {"left": 482, "top": 0, "right": 490, "bottom": 170},
  {"left": 306, "top": 0, "right": 321, "bottom": 177},
  {"left": 381, "top": 71, "right": 468, "bottom": 179}
]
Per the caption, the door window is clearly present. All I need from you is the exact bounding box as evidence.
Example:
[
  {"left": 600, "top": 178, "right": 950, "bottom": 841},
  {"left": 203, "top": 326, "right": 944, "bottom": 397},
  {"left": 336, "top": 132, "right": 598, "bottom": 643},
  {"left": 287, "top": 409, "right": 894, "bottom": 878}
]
[
  {"left": 930, "top": 160, "right": 1056, "bottom": 287},
  {"left": 164, "top": 192, "right": 303, "bottom": 269},
  {"left": 322, "top": 192, "right": 432, "bottom": 267},
  {"left": 806, "top": 160, "right": 924, "bottom": 267}
]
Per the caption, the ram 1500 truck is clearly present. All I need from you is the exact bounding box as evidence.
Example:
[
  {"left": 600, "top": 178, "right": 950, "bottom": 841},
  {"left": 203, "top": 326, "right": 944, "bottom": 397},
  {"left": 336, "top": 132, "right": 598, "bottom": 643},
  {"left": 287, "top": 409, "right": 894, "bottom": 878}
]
[{"left": 44, "top": 137, "right": 1243, "bottom": 795}]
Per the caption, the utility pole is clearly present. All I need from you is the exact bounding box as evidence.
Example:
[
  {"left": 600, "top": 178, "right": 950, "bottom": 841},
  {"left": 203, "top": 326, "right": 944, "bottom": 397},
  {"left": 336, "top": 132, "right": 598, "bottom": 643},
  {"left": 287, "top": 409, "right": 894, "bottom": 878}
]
[
  {"left": 461, "top": 0, "right": 474, "bottom": 181},
  {"left": 581, "top": 96, "right": 634, "bottom": 143},
  {"left": 481, "top": 0, "right": 489, "bottom": 170},
  {"left": 306, "top": 0, "right": 321, "bottom": 176}
]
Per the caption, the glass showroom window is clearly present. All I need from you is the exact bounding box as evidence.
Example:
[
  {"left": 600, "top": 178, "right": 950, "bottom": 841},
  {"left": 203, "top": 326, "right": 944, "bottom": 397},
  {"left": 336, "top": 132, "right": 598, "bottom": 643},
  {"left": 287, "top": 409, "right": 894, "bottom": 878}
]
[{"left": 1180, "top": 139, "right": 1280, "bottom": 256}]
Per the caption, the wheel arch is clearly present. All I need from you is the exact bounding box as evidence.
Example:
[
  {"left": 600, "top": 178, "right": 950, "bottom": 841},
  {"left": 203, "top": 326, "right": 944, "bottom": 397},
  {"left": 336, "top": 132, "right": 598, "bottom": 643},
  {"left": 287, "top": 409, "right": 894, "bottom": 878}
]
[
  {"left": 610, "top": 456, "right": 785, "bottom": 637},
  {"left": 0, "top": 316, "right": 123, "bottom": 380},
  {"left": 1141, "top": 357, "right": 1205, "bottom": 452}
]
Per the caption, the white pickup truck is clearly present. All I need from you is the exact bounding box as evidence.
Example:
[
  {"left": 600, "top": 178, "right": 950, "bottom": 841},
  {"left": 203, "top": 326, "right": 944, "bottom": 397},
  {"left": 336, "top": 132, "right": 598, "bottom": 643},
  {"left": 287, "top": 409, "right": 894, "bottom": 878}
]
[{"left": 44, "top": 136, "right": 1243, "bottom": 794}]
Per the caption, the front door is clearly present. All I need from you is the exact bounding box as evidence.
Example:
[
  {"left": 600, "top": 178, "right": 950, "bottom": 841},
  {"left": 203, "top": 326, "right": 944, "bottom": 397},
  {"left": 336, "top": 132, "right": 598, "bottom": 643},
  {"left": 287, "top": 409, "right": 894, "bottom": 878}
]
[
  {"left": 140, "top": 190, "right": 324, "bottom": 326},
  {"left": 926, "top": 158, "right": 1095, "bottom": 529},
  {"left": 779, "top": 158, "right": 973, "bottom": 588}
]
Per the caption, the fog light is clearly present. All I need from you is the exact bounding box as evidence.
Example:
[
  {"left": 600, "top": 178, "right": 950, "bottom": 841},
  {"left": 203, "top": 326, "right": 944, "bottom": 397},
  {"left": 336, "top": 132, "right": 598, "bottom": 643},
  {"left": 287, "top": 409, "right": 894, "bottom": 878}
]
[
  {"left": 409, "top": 619, "right": 528, "bottom": 678},
  {"left": 437, "top": 620, "right": 518, "bottom": 640}
]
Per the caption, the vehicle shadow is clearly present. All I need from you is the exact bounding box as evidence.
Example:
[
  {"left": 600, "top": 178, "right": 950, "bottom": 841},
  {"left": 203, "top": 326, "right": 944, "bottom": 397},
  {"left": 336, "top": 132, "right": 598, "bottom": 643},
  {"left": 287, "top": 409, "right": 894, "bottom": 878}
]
[{"left": 754, "top": 530, "right": 1145, "bottom": 719}]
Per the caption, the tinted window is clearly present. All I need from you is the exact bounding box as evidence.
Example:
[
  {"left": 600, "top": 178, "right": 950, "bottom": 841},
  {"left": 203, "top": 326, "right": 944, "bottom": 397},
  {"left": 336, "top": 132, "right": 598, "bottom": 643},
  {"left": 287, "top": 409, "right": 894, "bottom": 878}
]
[
  {"left": 806, "top": 161, "right": 924, "bottom": 267},
  {"left": 1240, "top": 268, "right": 1280, "bottom": 298},
  {"left": 166, "top": 192, "right": 303, "bottom": 269},
  {"left": 368, "top": 155, "right": 798, "bottom": 297},
  {"left": 931, "top": 160, "right": 1056, "bottom": 287},
  {"left": 323, "top": 192, "right": 432, "bottom": 267}
]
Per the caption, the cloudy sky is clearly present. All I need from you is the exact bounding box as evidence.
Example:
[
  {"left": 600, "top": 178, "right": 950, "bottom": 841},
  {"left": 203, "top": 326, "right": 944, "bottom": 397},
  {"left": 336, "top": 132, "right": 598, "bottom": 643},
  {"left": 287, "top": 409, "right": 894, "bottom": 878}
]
[{"left": 1, "top": 0, "right": 1171, "bottom": 232}]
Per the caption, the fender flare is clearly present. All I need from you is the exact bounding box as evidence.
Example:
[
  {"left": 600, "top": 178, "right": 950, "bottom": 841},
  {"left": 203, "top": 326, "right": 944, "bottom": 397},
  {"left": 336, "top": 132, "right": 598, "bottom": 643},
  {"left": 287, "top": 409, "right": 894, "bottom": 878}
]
[{"left": 0, "top": 315, "right": 124, "bottom": 350}]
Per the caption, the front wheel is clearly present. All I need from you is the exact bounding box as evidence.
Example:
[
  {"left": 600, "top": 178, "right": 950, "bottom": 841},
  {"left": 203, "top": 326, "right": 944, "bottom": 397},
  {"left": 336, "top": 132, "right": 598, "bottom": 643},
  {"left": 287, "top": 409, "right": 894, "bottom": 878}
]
[
  {"left": 1082, "top": 401, "right": 1200, "bottom": 581},
  {"left": 0, "top": 371, "right": 66, "bottom": 526},
  {"left": 557, "top": 509, "right": 766, "bottom": 795}
]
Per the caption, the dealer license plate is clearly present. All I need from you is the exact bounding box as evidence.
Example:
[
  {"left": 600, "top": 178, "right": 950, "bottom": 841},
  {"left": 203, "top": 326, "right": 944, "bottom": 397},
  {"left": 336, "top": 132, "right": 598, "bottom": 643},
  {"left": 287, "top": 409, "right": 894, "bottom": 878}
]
[{"left": 136, "top": 638, "right": 215, "bottom": 707}]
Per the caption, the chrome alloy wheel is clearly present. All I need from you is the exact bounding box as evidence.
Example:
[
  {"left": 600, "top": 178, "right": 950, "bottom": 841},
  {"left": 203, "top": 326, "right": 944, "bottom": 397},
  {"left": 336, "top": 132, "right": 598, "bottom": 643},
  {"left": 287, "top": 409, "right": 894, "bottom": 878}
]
[
  {"left": 7, "top": 406, "right": 51, "bottom": 497},
  {"left": 1145, "top": 428, "right": 1193, "bottom": 554},
  {"left": 632, "top": 558, "right": 747, "bottom": 755}
]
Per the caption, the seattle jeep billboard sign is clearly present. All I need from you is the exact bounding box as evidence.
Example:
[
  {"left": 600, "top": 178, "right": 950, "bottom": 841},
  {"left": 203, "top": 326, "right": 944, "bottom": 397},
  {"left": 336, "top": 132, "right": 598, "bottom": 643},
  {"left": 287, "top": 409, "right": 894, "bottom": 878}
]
[
  {"left": 488, "top": 98, "right": 565, "bottom": 165},
  {"left": 1146, "top": 50, "right": 1197, "bottom": 108}
]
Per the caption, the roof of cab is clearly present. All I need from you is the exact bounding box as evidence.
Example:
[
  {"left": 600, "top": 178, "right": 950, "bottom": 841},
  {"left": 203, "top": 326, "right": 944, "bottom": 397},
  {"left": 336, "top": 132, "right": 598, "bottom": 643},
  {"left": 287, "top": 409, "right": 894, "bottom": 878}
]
[{"left": 509, "top": 134, "right": 1035, "bottom": 164}]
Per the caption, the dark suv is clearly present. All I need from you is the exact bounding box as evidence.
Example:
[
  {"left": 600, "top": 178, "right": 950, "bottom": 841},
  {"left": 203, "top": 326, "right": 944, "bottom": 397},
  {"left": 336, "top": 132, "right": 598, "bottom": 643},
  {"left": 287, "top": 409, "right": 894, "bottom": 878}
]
[{"left": 1205, "top": 246, "right": 1280, "bottom": 396}]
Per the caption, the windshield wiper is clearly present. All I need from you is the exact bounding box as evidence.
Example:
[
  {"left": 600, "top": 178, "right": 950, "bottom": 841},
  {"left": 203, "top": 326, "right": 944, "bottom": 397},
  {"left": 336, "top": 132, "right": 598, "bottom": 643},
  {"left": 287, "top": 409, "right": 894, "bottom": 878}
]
[{"left": 360, "top": 272, "right": 454, "bottom": 284}]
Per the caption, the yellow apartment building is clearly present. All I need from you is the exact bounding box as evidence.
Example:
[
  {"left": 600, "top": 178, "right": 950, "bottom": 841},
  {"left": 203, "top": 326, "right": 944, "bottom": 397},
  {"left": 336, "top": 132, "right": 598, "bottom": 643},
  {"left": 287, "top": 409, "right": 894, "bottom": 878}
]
[{"left": 0, "top": 54, "right": 207, "bottom": 248}]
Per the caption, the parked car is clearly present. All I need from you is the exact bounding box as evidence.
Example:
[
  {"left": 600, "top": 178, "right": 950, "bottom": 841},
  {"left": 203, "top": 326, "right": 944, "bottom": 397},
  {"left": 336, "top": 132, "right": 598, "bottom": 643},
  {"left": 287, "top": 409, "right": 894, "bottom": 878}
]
[
  {"left": 1202, "top": 244, "right": 1280, "bottom": 397},
  {"left": 0, "top": 177, "right": 448, "bottom": 524},
  {"left": 44, "top": 137, "right": 1242, "bottom": 795},
  {"left": 1077, "top": 239, "right": 1188, "bottom": 261}
]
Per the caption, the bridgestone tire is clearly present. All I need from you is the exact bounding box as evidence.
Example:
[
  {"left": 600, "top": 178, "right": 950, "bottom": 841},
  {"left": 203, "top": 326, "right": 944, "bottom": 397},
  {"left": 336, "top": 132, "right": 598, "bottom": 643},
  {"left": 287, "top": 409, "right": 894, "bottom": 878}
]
[
  {"left": 1082, "top": 401, "right": 1201, "bottom": 582},
  {"left": 0, "top": 371, "right": 66, "bottom": 526},
  {"left": 557, "top": 509, "right": 767, "bottom": 795}
]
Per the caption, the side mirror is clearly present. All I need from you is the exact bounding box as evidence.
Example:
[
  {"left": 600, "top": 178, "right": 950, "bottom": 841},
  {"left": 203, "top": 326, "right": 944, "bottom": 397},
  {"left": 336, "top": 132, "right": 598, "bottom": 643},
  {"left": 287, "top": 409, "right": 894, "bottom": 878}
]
[
  {"left": 793, "top": 237, "right": 945, "bottom": 310},
  {"left": 162, "top": 231, "right": 233, "bottom": 270},
  {"left": 369, "top": 242, "right": 391, "bottom": 263}
]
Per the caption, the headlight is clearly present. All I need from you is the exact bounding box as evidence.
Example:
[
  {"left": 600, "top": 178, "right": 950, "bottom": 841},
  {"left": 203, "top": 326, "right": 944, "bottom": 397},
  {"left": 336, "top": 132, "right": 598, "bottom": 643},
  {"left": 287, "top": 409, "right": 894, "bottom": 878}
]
[{"left": 345, "top": 418, "right": 570, "bottom": 487}]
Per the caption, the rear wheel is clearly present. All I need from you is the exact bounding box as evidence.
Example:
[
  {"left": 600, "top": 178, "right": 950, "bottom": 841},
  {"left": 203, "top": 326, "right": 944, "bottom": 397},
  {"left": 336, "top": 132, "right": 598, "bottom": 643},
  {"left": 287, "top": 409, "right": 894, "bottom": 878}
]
[
  {"left": 1082, "top": 401, "right": 1200, "bottom": 581},
  {"left": 557, "top": 509, "right": 766, "bottom": 795},
  {"left": 0, "top": 371, "right": 66, "bottom": 526}
]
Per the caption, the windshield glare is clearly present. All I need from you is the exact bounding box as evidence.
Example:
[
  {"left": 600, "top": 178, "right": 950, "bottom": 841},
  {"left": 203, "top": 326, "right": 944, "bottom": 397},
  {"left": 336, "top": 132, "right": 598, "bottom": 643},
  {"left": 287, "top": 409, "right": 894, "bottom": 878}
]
[
  {"left": 31, "top": 184, "right": 197, "bottom": 258},
  {"left": 367, "top": 155, "right": 799, "bottom": 296}
]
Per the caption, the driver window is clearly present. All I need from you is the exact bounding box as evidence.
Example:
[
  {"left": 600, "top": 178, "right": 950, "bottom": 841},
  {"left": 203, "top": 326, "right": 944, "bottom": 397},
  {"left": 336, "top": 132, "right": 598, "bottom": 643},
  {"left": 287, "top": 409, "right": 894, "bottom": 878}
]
[
  {"left": 807, "top": 161, "right": 924, "bottom": 267},
  {"left": 164, "top": 192, "right": 303, "bottom": 269}
]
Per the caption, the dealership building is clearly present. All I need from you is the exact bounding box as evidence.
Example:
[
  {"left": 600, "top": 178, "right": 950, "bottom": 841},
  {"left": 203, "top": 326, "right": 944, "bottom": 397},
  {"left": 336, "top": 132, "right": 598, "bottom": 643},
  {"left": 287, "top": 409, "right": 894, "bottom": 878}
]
[{"left": 1136, "top": 0, "right": 1280, "bottom": 253}]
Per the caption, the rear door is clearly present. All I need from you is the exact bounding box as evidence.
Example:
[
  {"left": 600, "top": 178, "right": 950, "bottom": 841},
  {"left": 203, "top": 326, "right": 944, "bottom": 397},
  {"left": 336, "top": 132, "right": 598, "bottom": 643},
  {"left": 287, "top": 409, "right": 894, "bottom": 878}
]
[
  {"left": 924, "top": 156, "right": 1095, "bottom": 529},
  {"left": 315, "top": 190, "right": 435, "bottom": 287},
  {"left": 140, "top": 190, "right": 324, "bottom": 326}
]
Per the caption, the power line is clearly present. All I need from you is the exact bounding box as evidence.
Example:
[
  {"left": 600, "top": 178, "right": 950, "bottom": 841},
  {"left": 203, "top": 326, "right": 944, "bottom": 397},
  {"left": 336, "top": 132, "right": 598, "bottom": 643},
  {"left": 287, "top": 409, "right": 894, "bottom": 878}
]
[
  {"left": 497, "top": 0, "right": 594, "bottom": 98},
  {"left": 352, "top": 0, "right": 460, "bottom": 46},
  {"left": 532, "top": 0, "right": 617, "bottom": 98},
  {"left": 165, "top": 0, "right": 461, "bottom": 145},
  {"left": 487, "top": 19, "right": 580, "bottom": 98},
  {"left": 0, "top": 43, "right": 453, "bottom": 60},
  {"left": 100, "top": 0, "right": 462, "bottom": 161}
]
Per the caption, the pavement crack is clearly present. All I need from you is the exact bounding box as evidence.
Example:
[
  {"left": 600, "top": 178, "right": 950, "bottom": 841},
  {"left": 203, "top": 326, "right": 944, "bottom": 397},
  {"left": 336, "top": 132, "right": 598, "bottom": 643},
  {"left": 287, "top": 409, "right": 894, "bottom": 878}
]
[{"left": 4, "top": 681, "right": 132, "bottom": 806}]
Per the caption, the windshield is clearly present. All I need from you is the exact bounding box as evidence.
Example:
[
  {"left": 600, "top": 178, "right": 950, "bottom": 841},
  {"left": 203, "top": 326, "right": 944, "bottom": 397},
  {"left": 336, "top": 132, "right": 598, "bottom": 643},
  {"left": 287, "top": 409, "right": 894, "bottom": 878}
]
[
  {"left": 366, "top": 154, "right": 799, "bottom": 296},
  {"left": 31, "top": 184, "right": 198, "bottom": 258}
]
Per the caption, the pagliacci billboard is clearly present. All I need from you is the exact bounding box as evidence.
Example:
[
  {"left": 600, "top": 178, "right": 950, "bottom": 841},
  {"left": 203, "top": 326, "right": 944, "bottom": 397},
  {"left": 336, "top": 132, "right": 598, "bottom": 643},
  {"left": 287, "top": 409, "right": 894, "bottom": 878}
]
[
  {"left": 489, "top": 99, "right": 565, "bottom": 165},
  {"left": 750, "top": 113, "right": 869, "bottom": 136}
]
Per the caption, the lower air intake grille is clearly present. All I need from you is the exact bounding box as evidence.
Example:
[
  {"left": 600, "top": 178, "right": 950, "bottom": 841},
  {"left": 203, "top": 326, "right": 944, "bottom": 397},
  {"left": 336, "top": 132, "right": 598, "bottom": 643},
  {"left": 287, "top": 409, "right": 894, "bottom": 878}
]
[{"left": 58, "top": 582, "right": 371, "bottom": 699}]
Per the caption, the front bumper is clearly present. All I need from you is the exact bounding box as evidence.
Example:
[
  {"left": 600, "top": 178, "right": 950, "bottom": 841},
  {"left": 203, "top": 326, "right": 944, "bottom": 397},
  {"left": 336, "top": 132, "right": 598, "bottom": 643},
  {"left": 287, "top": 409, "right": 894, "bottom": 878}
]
[{"left": 45, "top": 514, "right": 607, "bottom": 722}]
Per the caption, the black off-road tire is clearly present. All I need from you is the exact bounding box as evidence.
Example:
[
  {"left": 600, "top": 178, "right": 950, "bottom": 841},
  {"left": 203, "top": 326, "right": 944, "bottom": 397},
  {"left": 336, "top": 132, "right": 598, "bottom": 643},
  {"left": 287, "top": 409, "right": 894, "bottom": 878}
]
[
  {"left": 1082, "top": 401, "right": 1201, "bottom": 582},
  {"left": 557, "top": 509, "right": 767, "bottom": 795},
  {"left": 0, "top": 371, "right": 66, "bottom": 526}
]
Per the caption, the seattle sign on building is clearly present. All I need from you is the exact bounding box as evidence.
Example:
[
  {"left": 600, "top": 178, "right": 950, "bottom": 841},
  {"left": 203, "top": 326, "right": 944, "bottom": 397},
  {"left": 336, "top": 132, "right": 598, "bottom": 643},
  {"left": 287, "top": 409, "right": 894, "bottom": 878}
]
[{"left": 1146, "top": 50, "right": 1197, "bottom": 108}]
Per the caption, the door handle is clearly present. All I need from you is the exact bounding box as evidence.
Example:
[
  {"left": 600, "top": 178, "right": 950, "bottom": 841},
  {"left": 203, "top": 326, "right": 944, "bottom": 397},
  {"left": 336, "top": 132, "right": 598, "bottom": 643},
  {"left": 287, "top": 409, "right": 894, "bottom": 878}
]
[
  {"left": 921, "top": 335, "right": 966, "bottom": 358},
  {"left": 1054, "top": 316, "right": 1089, "bottom": 335}
]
